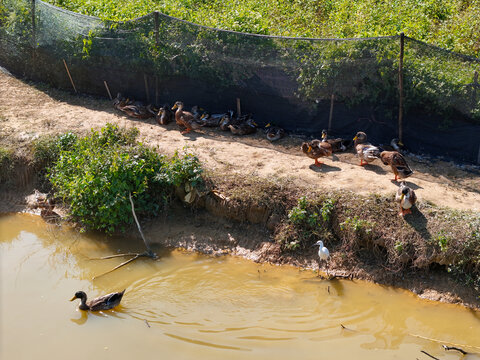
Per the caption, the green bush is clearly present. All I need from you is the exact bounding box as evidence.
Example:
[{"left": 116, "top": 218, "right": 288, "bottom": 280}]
[
  {"left": 48, "top": 124, "right": 203, "bottom": 233},
  {"left": 278, "top": 195, "right": 336, "bottom": 251}
]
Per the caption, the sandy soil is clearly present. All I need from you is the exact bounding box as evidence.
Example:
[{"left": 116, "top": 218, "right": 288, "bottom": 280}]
[{"left": 1, "top": 69, "right": 479, "bottom": 212}]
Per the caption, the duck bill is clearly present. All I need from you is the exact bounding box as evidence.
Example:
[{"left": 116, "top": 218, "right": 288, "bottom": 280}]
[
  {"left": 171, "top": 104, "right": 178, "bottom": 110},
  {"left": 322, "top": 133, "right": 327, "bottom": 139},
  {"left": 69, "top": 296, "right": 77, "bottom": 301},
  {"left": 353, "top": 136, "right": 358, "bottom": 141}
]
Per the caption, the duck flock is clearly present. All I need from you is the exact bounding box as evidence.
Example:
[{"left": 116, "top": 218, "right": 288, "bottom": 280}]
[
  {"left": 302, "top": 130, "right": 417, "bottom": 216},
  {"left": 112, "top": 93, "right": 416, "bottom": 217},
  {"left": 112, "top": 94, "right": 285, "bottom": 141}
]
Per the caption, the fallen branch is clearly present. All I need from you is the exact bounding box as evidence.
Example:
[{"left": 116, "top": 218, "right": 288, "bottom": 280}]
[
  {"left": 442, "top": 345, "right": 468, "bottom": 355},
  {"left": 92, "top": 193, "right": 157, "bottom": 280},
  {"left": 421, "top": 350, "right": 440, "bottom": 360}
]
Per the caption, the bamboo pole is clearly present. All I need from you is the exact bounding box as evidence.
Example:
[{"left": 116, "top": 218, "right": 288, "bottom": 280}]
[
  {"left": 155, "top": 76, "right": 159, "bottom": 106},
  {"left": 398, "top": 32, "right": 405, "bottom": 143},
  {"left": 63, "top": 59, "right": 77, "bottom": 93},
  {"left": 104, "top": 80, "right": 112, "bottom": 100},
  {"left": 328, "top": 94, "right": 335, "bottom": 132},
  {"left": 144, "top": 74, "right": 150, "bottom": 103},
  {"left": 236, "top": 98, "right": 241, "bottom": 117}
]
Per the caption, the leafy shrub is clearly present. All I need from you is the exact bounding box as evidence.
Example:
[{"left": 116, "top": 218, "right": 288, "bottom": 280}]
[
  {"left": 277, "top": 196, "right": 336, "bottom": 251},
  {"left": 0, "top": 147, "right": 15, "bottom": 184},
  {"left": 48, "top": 124, "right": 203, "bottom": 233}
]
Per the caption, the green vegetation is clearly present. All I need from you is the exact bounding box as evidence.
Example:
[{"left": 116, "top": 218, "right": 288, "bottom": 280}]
[
  {"left": 277, "top": 195, "right": 337, "bottom": 251},
  {"left": 41, "top": 124, "right": 203, "bottom": 233},
  {"left": 46, "top": 0, "right": 480, "bottom": 57},
  {"left": 0, "top": 147, "right": 16, "bottom": 185}
]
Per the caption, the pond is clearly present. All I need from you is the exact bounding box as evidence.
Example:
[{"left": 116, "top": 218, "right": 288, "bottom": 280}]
[{"left": 1, "top": 213, "right": 479, "bottom": 359}]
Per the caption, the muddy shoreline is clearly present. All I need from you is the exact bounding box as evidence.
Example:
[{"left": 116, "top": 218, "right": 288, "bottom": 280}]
[{"left": 2, "top": 179, "right": 479, "bottom": 312}]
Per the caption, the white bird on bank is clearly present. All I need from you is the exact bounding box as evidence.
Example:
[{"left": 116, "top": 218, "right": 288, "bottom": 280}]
[{"left": 313, "top": 240, "right": 330, "bottom": 276}]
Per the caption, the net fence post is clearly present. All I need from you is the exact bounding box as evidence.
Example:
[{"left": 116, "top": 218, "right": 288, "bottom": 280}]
[
  {"left": 398, "top": 32, "right": 404, "bottom": 143},
  {"left": 154, "top": 11, "right": 159, "bottom": 105},
  {"left": 328, "top": 94, "right": 334, "bottom": 132},
  {"left": 31, "top": 0, "right": 36, "bottom": 77}
]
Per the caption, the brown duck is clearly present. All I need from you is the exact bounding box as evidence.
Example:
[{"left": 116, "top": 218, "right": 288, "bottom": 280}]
[
  {"left": 321, "top": 130, "right": 351, "bottom": 152},
  {"left": 301, "top": 139, "right": 332, "bottom": 167},
  {"left": 172, "top": 101, "right": 204, "bottom": 134},
  {"left": 380, "top": 150, "right": 413, "bottom": 181},
  {"left": 70, "top": 290, "right": 125, "bottom": 311}
]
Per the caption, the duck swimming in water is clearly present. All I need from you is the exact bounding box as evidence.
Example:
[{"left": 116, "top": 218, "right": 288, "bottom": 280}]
[{"left": 70, "top": 290, "right": 125, "bottom": 311}]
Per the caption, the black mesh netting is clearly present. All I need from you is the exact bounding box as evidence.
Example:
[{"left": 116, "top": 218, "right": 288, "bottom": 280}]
[{"left": 1, "top": 0, "right": 479, "bottom": 163}]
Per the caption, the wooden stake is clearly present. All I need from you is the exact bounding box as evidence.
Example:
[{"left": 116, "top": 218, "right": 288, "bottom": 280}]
[
  {"left": 63, "top": 59, "right": 77, "bottom": 93},
  {"left": 144, "top": 74, "right": 150, "bottom": 103},
  {"left": 103, "top": 80, "right": 112, "bottom": 100},
  {"left": 236, "top": 98, "right": 241, "bottom": 117},
  {"left": 328, "top": 94, "right": 335, "bottom": 132},
  {"left": 155, "top": 76, "right": 159, "bottom": 106},
  {"left": 398, "top": 32, "right": 405, "bottom": 143}
]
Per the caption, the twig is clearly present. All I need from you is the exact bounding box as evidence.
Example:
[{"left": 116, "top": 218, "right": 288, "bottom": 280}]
[
  {"left": 92, "top": 254, "right": 141, "bottom": 280},
  {"left": 90, "top": 253, "right": 141, "bottom": 260},
  {"left": 92, "top": 193, "right": 157, "bottom": 279},
  {"left": 421, "top": 350, "right": 440, "bottom": 360},
  {"left": 409, "top": 334, "right": 480, "bottom": 351},
  {"left": 145, "top": 319, "right": 151, "bottom": 328},
  {"left": 129, "top": 193, "right": 154, "bottom": 257},
  {"left": 442, "top": 345, "right": 468, "bottom": 355}
]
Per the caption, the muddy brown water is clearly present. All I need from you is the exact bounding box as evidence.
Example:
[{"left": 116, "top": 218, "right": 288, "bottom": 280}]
[{"left": 1, "top": 213, "right": 480, "bottom": 360}]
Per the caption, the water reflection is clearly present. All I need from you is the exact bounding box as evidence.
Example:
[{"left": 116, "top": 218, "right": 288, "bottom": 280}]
[{"left": 1, "top": 213, "right": 480, "bottom": 360}]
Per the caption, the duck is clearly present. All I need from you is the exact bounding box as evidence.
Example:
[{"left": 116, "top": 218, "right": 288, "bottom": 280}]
[
  {"left": 70, "top": 290, "right": 125, "bottom": 311},
  {"left": 380, "top": 150, "right": 414, "bottom": 181},
  {"left": 228, "top": 118, "right": 257, "bottom": 135},
  {"left": 190, "top": 105, "right": 208, "bottom": 120},
  {"left": 113, "top": 93, "right": 129, "bottom": 110},
  {"left": 201, "top": 111, "right": 233, "bottom": 127},
  {"left": 156, "top": 104, "right": 173, "bottom": 125},
  {"left": 321, "top": 129, "right": 352, "bottom": 152},
  {"left": 117, "top": 104, "right": 156, "bottom": 119},
  {"left": 379, "top": 138, "right": 407, "bottom": 153},
  {"left": 395, "top": 181, "right": 417, "bottom": 216},
  {"left": 172, "top": 101, "right": 205, "bottom": 134},
  {"left": 264, "top": 123, "right": 285, "bottom": 141},
  {"left": 220, "top": 111, "right": 249, "bottom": 131},
  {"left": 353, "top": 131, "right": 381, "bottom": 166},
  {"left": 301, "top": 138, "right": 333, "bottom": 167}
]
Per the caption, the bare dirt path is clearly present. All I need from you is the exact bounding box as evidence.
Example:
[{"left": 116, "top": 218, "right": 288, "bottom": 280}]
[{"left": 1, "top": 70, "right": 479, "bottom": 212}]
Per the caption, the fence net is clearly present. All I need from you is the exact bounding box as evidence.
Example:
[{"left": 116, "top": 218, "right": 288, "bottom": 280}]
[{"left": 1, "top": 0, "right": 479, "bottom": 163}]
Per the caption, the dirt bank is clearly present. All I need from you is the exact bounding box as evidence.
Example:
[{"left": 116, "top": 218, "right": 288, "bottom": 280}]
[{"left": 1, "top": 69, "right": 480, "bottom": 310}]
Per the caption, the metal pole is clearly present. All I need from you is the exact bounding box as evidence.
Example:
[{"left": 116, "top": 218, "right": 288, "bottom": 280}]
[{"left": 398, "top": 32, "right": 405, "bottom": 143}]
